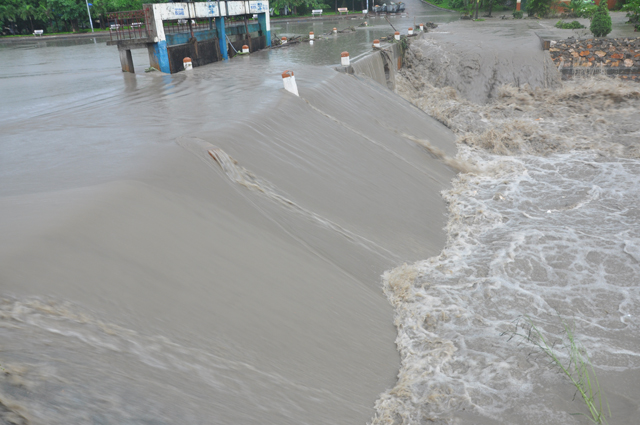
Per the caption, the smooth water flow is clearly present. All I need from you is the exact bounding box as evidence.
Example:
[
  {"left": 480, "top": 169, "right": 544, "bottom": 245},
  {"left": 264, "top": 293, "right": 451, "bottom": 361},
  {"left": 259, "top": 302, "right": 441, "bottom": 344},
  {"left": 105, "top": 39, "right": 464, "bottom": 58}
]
[{"left": 0, "top": 2, "right": 458, "bottom": 424}]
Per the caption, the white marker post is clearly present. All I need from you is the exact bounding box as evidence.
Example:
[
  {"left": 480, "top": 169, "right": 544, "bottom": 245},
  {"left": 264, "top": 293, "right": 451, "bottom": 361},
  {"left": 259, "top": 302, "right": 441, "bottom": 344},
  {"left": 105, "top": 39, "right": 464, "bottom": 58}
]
[
  {"left": 394, "top": 31, "right": 400, "bottom": 41},
  {"left": 281, "top": 36, "right": 287, "bottom": 44},
  {"left": 242, "top": 45, "right": 249, "bottom": 53},
  {"left": 419, "top": 23, "right": 424, "bottom": 31},
  {"left": 408, "top": 27, "right": 413, "bottom": 35},
  {"left": 333, "top": 27, "right": 337, "bottom": 34},
  {"left": 309, "top": 31, "right": 314, "bottom": 39},
  {"left": 373, "top": 39, "right": 380, "bottom": 48},
  {"left": 282, "top": 70, "right": 299, "bottom": 96},
  {"left": 183, "top": 57, "right": 193, "bottom": 70},
  {"left": 341, "top": 51, "right": 350, "bottom": 66}
]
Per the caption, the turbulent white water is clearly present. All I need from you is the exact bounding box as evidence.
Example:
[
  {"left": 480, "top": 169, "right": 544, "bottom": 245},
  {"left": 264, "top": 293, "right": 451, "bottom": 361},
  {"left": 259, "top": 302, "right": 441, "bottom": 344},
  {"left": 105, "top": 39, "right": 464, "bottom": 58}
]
[{"left": 372, "top": 35, "right": 640, "bottom": 425}]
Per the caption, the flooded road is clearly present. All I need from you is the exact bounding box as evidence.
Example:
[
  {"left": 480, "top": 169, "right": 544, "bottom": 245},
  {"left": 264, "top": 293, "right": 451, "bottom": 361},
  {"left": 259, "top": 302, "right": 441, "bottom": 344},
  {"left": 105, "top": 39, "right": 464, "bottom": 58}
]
[{"left": 0, "top": 2, "right": 459, "bottom": 424}]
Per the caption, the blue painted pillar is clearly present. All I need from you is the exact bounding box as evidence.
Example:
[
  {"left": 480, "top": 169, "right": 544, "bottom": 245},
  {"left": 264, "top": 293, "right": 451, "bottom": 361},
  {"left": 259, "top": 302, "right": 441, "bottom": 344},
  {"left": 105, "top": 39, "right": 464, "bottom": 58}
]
[
  {"left": 258, "top": 13, "right": 270, "bottom": 47},
  {"left": 215, "top": 17, "right": 228, "bottom": 60},
  {"left": 148, "top": 41, "right": 170, "bottom": 73}
]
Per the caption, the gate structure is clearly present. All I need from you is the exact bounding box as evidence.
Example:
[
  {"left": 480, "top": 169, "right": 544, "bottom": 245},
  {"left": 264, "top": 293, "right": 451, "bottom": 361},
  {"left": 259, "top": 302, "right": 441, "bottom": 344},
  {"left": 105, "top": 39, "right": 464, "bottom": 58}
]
[{"left": 107, "top": 2, "right": 271, "bottom": 74}]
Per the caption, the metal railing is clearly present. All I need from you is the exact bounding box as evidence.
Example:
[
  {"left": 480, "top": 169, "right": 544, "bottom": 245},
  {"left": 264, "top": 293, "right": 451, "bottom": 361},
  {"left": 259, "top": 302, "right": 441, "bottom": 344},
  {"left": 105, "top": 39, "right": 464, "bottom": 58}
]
[
  {"left": 163, "top": 18, "right": 216, "bottom": 35},
  {"left": 108, "top": 9, "right": 149, "bottom": 41}
]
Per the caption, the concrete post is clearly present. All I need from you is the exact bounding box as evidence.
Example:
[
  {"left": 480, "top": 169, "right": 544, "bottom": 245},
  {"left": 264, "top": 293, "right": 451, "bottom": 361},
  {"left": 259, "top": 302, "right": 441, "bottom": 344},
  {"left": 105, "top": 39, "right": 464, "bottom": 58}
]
[
  {"left": 257, "top": 12, "right": 271, "bottom": 47},
  {"left": 215, "top": 16, "right": 228, "bottom": 60},
  {"left": 282, "top": 70, "right": 299, "bottom": 96},
  {"left": 119, "top": 48, "right": 135, "bottom": 73},
  {"left": 148, "top": 41, "right": 170, "bottom": 73}
]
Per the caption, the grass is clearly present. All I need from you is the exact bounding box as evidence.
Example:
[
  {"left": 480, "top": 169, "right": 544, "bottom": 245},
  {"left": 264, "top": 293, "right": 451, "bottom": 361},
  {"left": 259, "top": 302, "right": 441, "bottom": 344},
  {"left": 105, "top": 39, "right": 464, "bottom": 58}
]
[{"left": 503, "top": 316, "right": 611, "bottom": 424}]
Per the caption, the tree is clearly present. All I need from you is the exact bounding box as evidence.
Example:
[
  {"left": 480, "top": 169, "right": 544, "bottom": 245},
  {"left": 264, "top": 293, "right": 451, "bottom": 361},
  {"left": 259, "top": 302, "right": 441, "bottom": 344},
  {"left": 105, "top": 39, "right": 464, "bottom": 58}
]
[
  {"left": 590, "top": 0, "right": 612, "bottom": 36},
  {"left": 485, "top": 0, "right": 495, "bottom": 17}
]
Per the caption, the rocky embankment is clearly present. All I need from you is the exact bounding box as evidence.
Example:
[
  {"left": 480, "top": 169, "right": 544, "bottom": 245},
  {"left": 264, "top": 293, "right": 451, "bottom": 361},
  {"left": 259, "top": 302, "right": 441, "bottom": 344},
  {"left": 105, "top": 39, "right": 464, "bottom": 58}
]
[{"left": 549, "top": 36, "right": 640, "bottom": 80}]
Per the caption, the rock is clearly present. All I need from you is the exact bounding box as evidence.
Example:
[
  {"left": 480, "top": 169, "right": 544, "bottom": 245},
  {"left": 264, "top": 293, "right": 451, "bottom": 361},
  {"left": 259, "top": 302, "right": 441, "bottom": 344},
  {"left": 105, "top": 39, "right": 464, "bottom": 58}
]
[
  {"left": 611, "top": 53, "right": 624, "bottom": 59},
  {"left": 624, "top": 59, "right": 634, "bottom": 67},
  {"left": 595, "top": 50, "right": 606, "bottom": 57},
  {"left": 580, "top": 50, "right": 590, "bottom": 56}
]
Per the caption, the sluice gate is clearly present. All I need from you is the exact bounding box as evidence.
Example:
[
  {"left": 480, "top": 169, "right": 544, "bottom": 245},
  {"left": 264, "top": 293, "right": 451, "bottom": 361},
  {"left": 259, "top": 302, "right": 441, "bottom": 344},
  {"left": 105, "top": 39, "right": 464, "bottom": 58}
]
[{"left": 107, "top": 1, "right": 270, "bottom": 73}]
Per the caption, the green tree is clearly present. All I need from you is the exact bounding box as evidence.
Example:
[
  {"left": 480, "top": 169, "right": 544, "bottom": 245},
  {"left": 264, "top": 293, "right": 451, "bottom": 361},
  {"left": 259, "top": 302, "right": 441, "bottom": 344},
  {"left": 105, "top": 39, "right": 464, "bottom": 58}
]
[{"left": 590, "top": 0, "right": 612, "bottom": 36}]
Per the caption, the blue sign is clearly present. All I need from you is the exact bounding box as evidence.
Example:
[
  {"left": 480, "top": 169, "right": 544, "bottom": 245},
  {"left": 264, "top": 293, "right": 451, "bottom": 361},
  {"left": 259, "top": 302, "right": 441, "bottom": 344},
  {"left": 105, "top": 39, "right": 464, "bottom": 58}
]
[
  {"left": 174, "top": 6, "right": 185, "bottom": 16},
  {"left": 250, "top": 2, "right": 268, "bottom": 13}
]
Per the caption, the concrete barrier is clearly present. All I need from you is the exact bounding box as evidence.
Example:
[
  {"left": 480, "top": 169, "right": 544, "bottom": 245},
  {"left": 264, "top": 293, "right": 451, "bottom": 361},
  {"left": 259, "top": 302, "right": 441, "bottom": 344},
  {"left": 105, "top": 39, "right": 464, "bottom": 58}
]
[
  {"left": 282, "top": 70, "right": 299, "bottom": 96},
  {"left": 341, "top": 51, "right": 350, "bottom": 66}
]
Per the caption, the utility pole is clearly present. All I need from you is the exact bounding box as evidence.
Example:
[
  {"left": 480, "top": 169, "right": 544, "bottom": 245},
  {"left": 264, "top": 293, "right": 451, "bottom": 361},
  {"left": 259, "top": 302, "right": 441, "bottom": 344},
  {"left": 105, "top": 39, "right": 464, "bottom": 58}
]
[{"left": 85, "top": 0, "right": 94, "bottom": 32}]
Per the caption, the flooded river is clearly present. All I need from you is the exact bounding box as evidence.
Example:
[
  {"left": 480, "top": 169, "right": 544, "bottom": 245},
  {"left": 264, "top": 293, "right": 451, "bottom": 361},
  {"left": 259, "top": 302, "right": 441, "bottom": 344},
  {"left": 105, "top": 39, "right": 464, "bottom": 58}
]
[
  {"left": 2, "top": 2, "right": 639, "bottom": 425},
  {"left": 0, "top": 2, "right": 457, "bottom": 424}
]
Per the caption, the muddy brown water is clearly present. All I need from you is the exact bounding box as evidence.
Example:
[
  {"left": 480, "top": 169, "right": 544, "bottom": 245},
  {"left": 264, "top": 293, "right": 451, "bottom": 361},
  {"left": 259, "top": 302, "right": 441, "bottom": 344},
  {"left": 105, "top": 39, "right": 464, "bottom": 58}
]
[
  {"left": 2, "top": 6, "right": 640, "bottom": 425},
  {"left": 0, "top": 2, "right": 458, "bottom": 424}
]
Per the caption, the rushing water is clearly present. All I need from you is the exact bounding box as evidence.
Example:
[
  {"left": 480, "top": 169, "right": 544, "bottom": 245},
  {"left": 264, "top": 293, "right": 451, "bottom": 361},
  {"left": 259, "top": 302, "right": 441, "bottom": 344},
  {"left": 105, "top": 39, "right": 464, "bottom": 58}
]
[
  {"left": 373, "top": 22, "right": 640, "bottom": 424},
  {"left": 2, "top": 3, "right": 639, "bottom": 425}
]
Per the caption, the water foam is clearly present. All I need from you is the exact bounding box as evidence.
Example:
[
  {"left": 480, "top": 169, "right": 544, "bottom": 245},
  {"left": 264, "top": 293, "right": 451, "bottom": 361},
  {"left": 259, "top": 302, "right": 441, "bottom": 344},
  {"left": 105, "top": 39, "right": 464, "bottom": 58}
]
[{"left": 372, "top": 37, "right": 640, "bottom": 424}]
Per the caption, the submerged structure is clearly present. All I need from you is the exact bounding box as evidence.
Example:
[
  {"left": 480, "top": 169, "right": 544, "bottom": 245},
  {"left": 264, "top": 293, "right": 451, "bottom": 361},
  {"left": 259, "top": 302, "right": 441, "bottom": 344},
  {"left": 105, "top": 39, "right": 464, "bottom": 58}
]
[{"left": 107, "top": 1, "right": 271, "bottom": 73}]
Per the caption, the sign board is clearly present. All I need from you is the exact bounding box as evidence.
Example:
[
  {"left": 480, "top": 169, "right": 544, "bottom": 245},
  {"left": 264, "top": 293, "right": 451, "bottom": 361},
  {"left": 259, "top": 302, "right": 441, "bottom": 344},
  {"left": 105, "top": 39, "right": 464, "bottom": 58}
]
[
  {"left": 249, "top": 1, "right": 269, "bottom": 13},
  {"left": 195, "top": 2, "right": 220, "bottom": 17}
]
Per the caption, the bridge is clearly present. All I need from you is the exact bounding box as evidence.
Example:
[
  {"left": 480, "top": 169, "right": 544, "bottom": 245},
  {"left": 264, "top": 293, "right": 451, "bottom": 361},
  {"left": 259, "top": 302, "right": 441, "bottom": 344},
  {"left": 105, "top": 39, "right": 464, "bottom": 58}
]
[{"left": 107, "top": 1, "right": 271, "bottom": 74}]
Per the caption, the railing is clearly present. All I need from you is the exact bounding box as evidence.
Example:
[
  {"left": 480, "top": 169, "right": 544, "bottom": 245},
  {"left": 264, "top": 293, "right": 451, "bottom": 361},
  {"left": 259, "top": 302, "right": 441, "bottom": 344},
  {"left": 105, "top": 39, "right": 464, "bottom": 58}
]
[
  {"left": 108, "top": 9, "right": 149, "bottom": 41},
  {"left": 163, "top": 18, "right": 216, "bottom": 35}
]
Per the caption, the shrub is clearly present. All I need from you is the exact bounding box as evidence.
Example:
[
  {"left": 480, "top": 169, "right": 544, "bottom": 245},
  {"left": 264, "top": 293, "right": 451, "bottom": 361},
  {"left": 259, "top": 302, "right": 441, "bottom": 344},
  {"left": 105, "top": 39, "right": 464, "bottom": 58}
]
[
  {"left": 577, "top": 0, "right": 599, "bottom": 17},
  {"left": 526, "top": 0, "right": 554, "bottom": 16},
  {"left": 622, "top": 0, "right": 640, "bottom": 22},
  {"left": 513, "top": 10, "right": 524, "bottom": 17},
  {"left": 555, "top": 19, "right": 586, "bottom": 27},
  {"left": 590, "top": 1, "right": 612, "bottom": 36},
  {"left": 568, "top": 0, "right": 586, "bottom": 12}
]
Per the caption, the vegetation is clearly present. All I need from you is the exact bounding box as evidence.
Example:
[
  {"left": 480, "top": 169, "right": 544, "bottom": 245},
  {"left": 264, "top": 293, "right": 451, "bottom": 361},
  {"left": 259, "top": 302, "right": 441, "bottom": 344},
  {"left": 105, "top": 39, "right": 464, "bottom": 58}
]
[
  {"left": 572, "top": 0, "right": 599, "bottom": 18},
  {"left": 0, "top": 0, "right": 376, "bottom": 35},
  {"left": 590, "top": 0, "right": 612, "bottom": 36},
  {"left": 622, "top": 0, "right": 640, "bottom": 28},
  {"left": 526, "top": 0, "right": 554, "bottom": 17},
  {"left": 555, "top": 19, "right": 586, "bottom": 28},
  {"left": 268, "top": 0, "right": 330, "bottom": 16},
  {"left": 513, "top": 9, "right": 524, "bottom": 17},
  {"left": 504, "top": 316, "right": 611, "bottom": 424},
  {"left": 0, "top": 0, "right": 162, "bottom": 35}
]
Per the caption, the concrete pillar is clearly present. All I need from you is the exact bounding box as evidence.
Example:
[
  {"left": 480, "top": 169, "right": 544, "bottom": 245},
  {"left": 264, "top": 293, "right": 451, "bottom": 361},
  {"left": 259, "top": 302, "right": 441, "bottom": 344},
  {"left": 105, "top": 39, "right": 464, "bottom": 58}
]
[
  {"left": 147, "top": 41, "right": 170, "bottom": 73},
  {"left": 516, "top": 0, "right": 521, "bottom": 10},
  {"left": 257, "top": 12, "right": 271, "bottom": 47},
  {"left": 215, "top": 16, "right": 228, "bottom": 60},
  {"left": 119, "top": 48, "right": 134, "bottom": 73}
]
